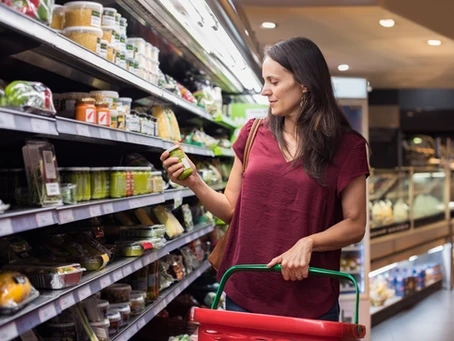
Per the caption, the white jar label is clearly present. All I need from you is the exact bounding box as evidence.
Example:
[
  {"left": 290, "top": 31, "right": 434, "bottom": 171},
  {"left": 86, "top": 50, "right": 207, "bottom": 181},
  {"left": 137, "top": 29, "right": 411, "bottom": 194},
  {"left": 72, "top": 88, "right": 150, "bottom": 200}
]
[
  {"left": 85, "top": 108, "right": 96, "bottom": 123},
  {"left": 102, "top": 14, "right": 115, "bottom": 27},
  {"left": 91, "top": 10, "right": 101, "bottom": 27}
]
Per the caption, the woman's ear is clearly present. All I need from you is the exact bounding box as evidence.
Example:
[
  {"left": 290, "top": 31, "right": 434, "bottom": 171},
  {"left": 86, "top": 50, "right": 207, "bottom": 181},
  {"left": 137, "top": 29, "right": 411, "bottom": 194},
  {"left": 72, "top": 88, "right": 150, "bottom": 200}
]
[{"left": 301, "top": 85, "right": 309, "bottom": 94}]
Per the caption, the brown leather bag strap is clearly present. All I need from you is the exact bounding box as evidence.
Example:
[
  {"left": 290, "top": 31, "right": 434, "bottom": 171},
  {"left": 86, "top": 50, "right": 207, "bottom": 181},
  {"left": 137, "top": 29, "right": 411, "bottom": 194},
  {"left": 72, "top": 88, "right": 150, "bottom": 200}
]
[{"left": 242, "top": 118, "right": 262, "bottom": 173}]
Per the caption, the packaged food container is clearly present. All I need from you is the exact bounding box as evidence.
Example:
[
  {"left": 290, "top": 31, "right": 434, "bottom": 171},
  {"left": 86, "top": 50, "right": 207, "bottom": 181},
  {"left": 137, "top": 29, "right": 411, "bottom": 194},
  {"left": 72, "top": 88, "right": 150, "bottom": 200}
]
[
  {"left": 81, "top": 167, "right": 91, "bottom": 201},
  {"left": 125, "top": 42, "right": 135, "bottom": 60},
  {"left": 145, "top": 42, "right": 153, "bottom": 59},
  {"left": 116, "top": 242, "right": 144, "bottom": 257},
  {"left": 63, "top": 26, "right": 102, "bottom": 53},
  {"left": 151, "top": 171, "right": 164, "bottom": 193},
  {"left": 165, "top": 146, "right": 193, "bottom": 180},
  {"left": 115, "top": 12, "right": 121, "bottom": 32},
  {"left": 138, "top": 67, "right": 146, "bottom": 80},
  {"left": 22, "top": 140, "right": 62, "bottom": 207},
  {"left": 145, "top": 70, "right": 152, "bottom": 83},
  {"left": 130, "top": 292, "right": 145, "bottom": 317},
  {"left": 150, "top": 116, "right": 158, "bottom": 136},
  {"left": 144, "top": 58, "right": 152, "bottom": 73},
  {"left": 96, "top": 101, "right": 111, "bottom": 127},
  {"left": 90, "top": 318, "right": 110, "bottom": 341},
  {"left": 0, "top": 270, "right": 40, "bottom": 315},
  {"left": 110, "top": 167, "right": 126, "bottom": 198},
  {"left": 103, "top": 283, "right": 131, "bottom": 304},
  {"left": 2, "top": 263, "right": 85, "bottom": 289},
  {"left": 91, "top": 168, "right": 109, "bottom": 199},
  {"left": 119, "top": 17, "right": 127, "bottom": 35},
  {"left": 61, "top": 183, "right": 77, "bottom": 205},
  {"left": 130, "top": 290, "right": 147, "bottom": 302},
  {"left": 109, "top": 303, "right": 131, "bottom": 327},
  {"left": 151, "top": 46, "right": 160, "bottom": 63},
  {"left": 100, "top": 39, "right": 108, "bottom": 59},
  {"left": 47, "top": 322, "right": 77, "bottom": 340},
  {"left": 110, "top": 109, "right": 118, "bottom": 129},
  {"left": 106, "top": 310, "right": 121, "bottom": 336},
  {"left": 151, "top": 72, "right": 159, "bottom": 86},
  {"left": 102, "top": 7, "right": 117, "bottom": 27},
  {"left": 119, "top": 225, "right": 163, "bottom": 238},
  {"left": 101, "top": 26, "right": 115, "bottom": 44},
  {"left": 90, "top": 91, "right": 119, "bottom": 110},
  {"left": 79, "top": 255, "right": 108, "bottom": 271},
  {"left": 51, "top": 5, "right": 65, "bottom": 31},
  {"left": 119, "top": 34, "right": 126, "bottom": 52},
  {"left": 151, "top": 61, "right": 159, "bottom": 74},
  {"left": 97, "top": 299, "right": 110, "bottom": 316},
  {"left": 118, "top": 98, "right": 132, "bottom": 116},
  {"left": 127, "top": 38, "right": 146, "bottom": 55},
  {"left": 137, "top": 53, "right": 146, "bottom": 69},
  {"left": 113, "top": 30, "right": 120, "bottom": 49},
  {"left": 75, "top": 98, "right": 97, "bottom": 123},
  {"left": 107, "top": 43, "right": 115, "bottom": 62},
  {"left": 126, "top": 58, "right": 134, "bottom": 72},
  {"left": 117, "top": 107, "right": 126, "bottom": 130},
  {"left": 64, "top": 1, "right": 103, "bottom": 28},
  {"left": 61, "top": 168, "right": 83, "bottom": 202},
  {"left": 60, "top": 92, "right": 89, "bottom": 118},
  {"left": 118, "top": 51, "right": 126, "bottom": 69},
  {"left": 125, "top": 167, "right": 135, "bottom": 196}
]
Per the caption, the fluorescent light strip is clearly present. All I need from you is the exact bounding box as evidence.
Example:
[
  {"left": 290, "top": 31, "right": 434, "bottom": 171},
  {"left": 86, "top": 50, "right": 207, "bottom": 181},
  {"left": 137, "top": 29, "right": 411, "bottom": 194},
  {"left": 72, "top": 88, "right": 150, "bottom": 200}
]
[
  {"left": 408, "top": 255, "right": 418, "bottom": 262},
  {"left": 369, "top": 262, "right": 399, "bottom": 278},
  {"left": 428, "top": 245, "right": 444, "bottom": 254}
]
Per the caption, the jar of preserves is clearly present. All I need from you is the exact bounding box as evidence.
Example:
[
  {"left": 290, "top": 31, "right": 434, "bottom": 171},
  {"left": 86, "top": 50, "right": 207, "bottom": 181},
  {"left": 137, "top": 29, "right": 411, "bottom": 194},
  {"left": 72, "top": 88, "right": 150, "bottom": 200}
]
[
  {"left": 110, "top": 167, "right": 126, "bottom": 198},
  {"left": 75, "top": 98, "right": 96, "bottom": 124},
  {"left": 91, "top": 168, "right": 109, "bottom": 199},
  {"left": 81, "top": 167, "right": 92, "bottom": 201},
  {"left": 165, "top": 146, "right": 193, "bottom": 180},
  {"left": 125, "top": 168, "right": 134, "bottom": 197},
  {"left": 151, "top": 171, "right": 164, "bottom": 193},
  {"left": 95, "top": 101, "right": 111, "bottom": 127},
  {"left": 117, "top": 107, "right": 126, "bottom": 130},
  {"left": 110, "top": 109, "right": 118, "bottom": 129}
]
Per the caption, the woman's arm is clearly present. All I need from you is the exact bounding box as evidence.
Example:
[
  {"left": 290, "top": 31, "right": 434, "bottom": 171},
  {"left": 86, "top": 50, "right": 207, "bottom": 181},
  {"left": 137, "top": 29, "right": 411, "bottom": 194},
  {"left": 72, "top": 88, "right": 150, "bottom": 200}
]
[
  {"left": 267, "top": 175, "right": 367, "bottom": 281},
  {"left": 161, "top": 147, "right": 243, "bottom": 224}
]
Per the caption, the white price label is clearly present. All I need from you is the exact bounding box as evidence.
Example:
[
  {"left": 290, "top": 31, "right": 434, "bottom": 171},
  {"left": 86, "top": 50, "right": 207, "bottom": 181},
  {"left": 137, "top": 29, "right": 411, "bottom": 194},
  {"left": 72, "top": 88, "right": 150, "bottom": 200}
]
[
  {"left": 77, "top": 286, "right": 92, "bottom": 301},
  {"left": 173, "top": 191, "right": 183, "bottom": 209},
  {"left": 59, "top": 294, "right": 75, "bottom": 310},
  {"left": 0, "top": 322, "right": 18, "bottom": 341},
  {"left": 89, "top": 205, "right": 102, "bottom": 217},
  {"left": 184, "top": 235, "right": 192, "bottom": 243},
  {"left": 76, "top": 124, "right": 91, "bottom": 137},
  {"left": 59, "top": 210, "right": 74, "bottom": 225},
  {"left": 113, "top": 270, "right": 123, "bottom": 282},
  {"left": 138, "top": 318, "right": 146, "bottom": 329},
  {"left": 129, "top": 198, "right": 142, "bottom": 209},
  {"left": 127, "top": 134, "right": 141, "bottom": 144},
  {"left": 102, "top": 203, "right": 114, "bottom": 214},
  {"left": 116, "top": 131, "right": 127, "bottom": 142},
  {"left": 30, "top": 118, "right": 50, "bottom": 133},
  {"left": 99, "top": 275, "right": 112, "bottom": 288},
  {"left": 134, "top": 260, "right": 143, "bottom": 271},
  {"left": 0, "top": 218, "right": 13, "bottom": 237},
  {"left": 123, "top": 265, "right": 133, "bottom": 276},
  {"left": 100, "top": 128, "right": 112, "bottom": 140},
  {"left": 155, "top": 300, "right": 166, "bottom": 313},
  {"left": 0, "top": 113, "right": 16, "bottom": 129},
  {"left": 36, "top": 211, "right": 54, "bottom": 227},
  {"left": 39, "top": 304, "right": 57, "bottom": 322}
]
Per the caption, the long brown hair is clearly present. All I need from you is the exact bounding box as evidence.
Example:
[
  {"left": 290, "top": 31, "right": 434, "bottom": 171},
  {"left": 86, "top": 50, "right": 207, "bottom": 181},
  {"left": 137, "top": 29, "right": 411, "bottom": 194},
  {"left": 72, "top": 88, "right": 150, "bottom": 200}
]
[{"left": 264, "top": 37, "right": 355, "bottom": 185}]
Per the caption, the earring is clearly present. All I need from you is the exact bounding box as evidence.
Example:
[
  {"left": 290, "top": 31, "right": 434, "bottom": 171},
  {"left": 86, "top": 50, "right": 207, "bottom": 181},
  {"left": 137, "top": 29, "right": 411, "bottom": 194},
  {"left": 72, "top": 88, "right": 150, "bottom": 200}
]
[{"left": 299, "top": 94, "right": 307, "bottom": 108}]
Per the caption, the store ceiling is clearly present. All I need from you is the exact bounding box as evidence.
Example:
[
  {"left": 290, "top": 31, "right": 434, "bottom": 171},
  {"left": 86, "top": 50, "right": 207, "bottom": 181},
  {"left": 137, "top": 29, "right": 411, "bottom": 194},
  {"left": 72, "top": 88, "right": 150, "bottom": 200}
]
[{"left": 233, "top": 0, "right": 454, "bottom": 89}]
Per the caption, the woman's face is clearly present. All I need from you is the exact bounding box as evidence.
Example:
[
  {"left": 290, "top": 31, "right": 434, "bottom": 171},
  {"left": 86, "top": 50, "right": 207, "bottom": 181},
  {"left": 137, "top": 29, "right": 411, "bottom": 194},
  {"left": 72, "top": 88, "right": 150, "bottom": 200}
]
[{"left": 261, "top": 56, "right": 305, "bottom": 119}]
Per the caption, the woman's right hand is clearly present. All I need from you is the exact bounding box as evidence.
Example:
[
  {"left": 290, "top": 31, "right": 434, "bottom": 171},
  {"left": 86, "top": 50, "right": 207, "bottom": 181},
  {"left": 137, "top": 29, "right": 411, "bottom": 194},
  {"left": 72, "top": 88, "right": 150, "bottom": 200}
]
[{"left": 160, "top": 144, "right": 200, "bottom": 189}]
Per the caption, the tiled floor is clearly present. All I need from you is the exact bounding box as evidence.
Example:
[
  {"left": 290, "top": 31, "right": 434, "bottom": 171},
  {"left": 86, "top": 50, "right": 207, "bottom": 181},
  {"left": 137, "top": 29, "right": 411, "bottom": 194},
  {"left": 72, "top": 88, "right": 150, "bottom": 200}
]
[{"left": 371, "top": 289, "right": 454, "bottom": 341}]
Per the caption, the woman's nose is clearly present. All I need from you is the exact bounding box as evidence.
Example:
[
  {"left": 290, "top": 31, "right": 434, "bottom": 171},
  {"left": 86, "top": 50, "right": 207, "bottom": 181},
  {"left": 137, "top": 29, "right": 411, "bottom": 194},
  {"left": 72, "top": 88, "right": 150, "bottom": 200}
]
[{"left": 261, "top": 85, "right": 271, "bottom": 96}]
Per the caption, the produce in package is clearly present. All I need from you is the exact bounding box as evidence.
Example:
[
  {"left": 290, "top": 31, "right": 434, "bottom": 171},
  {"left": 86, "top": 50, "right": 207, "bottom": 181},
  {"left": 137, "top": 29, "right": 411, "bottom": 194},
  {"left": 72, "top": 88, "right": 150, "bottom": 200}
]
[
  {"left": 22, "top": 140, "right": 62, "bottom": 207},
  {"left": 3, "top": 81, "right": 56, "bottom": 116},
  {"left": 151, "top": 205, "right": 184, "bottom": 239},
  {"left": 2, "top": 0, "right": 54, "bottom": 25},
  {"left": 152, "top": 106, "right": 181, "bottom": 141},
  {"left": 0, "top": 271, "right": 39, "bottom": 314}
]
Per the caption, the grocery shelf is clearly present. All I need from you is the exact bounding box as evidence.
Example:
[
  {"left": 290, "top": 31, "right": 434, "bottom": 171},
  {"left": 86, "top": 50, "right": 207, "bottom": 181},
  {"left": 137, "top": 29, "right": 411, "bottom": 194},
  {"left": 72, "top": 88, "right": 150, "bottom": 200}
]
[
  {"left": 213, "top": 114, "right": 238, "bottom": 130},
  {"left": 370, "top": 279, "right": 442, "bottom": 326},
  {"left": 213, "top": 146, "right": 235, "bottom": 157},
  {"left": 0, "top": 5, "right": 228, "bottom": 131},
  {"left": 0, "top": 184, "right": 226, "bottom": 237},
  {"left": 112, "top": 261, "right": 211, "bottom": 341},
  {"left": 0, "top": 108, "right": 57, "bottom": 135},
  {"left": 0, "top": 224, "right": 214, "bottom": 341}
]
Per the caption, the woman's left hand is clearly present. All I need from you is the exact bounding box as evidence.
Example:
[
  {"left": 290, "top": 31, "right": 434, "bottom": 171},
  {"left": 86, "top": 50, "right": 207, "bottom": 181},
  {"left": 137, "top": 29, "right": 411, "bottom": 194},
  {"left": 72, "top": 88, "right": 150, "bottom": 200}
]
[{"left": 267, "top": 237, "right": 314, "bottom": 281}]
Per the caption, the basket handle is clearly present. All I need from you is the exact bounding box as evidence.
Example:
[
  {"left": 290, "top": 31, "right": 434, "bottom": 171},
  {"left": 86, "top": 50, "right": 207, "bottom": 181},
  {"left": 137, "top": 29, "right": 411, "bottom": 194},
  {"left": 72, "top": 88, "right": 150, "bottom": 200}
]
[{"left": 211, "top": 264, "right": 360, "bottom": 325}]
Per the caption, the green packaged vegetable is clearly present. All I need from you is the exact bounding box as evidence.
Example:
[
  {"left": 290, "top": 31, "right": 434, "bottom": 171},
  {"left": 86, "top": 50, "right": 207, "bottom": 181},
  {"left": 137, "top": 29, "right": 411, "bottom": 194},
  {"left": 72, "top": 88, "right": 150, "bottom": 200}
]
[
  {"left": 3, "top": 81, "right": 56, "bottom": 116},
  {"left": 4, "top": 0, "right": 54, "bottom": 25}
]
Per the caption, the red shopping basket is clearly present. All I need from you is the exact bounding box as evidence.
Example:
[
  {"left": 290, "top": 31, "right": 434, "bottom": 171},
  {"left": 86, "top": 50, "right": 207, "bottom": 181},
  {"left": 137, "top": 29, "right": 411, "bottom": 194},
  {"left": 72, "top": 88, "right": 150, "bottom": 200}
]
[{"left": 190, "top": 265, "right": 366, "bottom": 341}]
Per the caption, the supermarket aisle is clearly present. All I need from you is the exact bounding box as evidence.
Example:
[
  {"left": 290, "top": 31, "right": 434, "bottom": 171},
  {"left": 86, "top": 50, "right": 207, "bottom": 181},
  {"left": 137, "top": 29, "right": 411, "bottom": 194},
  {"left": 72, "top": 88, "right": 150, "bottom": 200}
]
[{"left": 371, "top": 289, "right": 454, "bottom": 341}]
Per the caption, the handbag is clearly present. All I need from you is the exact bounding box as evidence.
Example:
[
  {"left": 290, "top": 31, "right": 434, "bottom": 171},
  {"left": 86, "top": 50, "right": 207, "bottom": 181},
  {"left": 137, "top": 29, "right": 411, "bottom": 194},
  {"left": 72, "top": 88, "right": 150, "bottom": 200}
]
[{"left": 208, "top": 118, "right": 262, "bottom": 271}]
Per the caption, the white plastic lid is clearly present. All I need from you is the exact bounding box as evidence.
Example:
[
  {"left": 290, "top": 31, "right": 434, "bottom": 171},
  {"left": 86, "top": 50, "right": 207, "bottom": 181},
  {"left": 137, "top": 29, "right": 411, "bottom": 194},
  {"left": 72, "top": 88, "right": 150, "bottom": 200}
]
[
  {"left": 103, "top": 7, "right": 117, "bottom": 14},
  {"left": 53, "top": 5, "right": 64, "bottom": 14},
  {"left": 101, "top": 25, "right": 116, "bottom": 31},
  {"left": 120, "top": 18, "right": 127, "bottom": 24},
  {"left": 63, "top": 26, "right": 103, "bottom": 37},
  {"left": 130, "top": 294, "right": 145, "bottom": 302},
  {"left": 151, "top": 171, "right": 162, "bottom": 176},
  {"left": 64, "top": 1, "right": 103, "bottom": 12},
  {"left": 152, "top": 46, "right": 160, "bottom": 52},
  {"left": 130, "top": 290, "right": 146, "bottom": 298},
  {"left": 166, "top": 145, "right": 180, "bottom": 153},
  {"left": 90, "top": 319, "right": 110, "bottom": 328},
  {"left": 101, "top": 39, "right": 108, "bottom": 45},
  {"left": 106, "top": 311, "right": 121, "bottom": 321},
  {"left": 109, "top": 303, "right": 131, "bottom": 313},
  {"left": 127, "top": 37, "right": 146, "bottom": 44},
  {"left": 118, "top": 97, "right": 132, "bottom": 104},
  {"left": 89, "top": 90, "right": 119, "bottom": 98},
  {"left": 97, "top": 299, "right": 109, "bottom": 308}
]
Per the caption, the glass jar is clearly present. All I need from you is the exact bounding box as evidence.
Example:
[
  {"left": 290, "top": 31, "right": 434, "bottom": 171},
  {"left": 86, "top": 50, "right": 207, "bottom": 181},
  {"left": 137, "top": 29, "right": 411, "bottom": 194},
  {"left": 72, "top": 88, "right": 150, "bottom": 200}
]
[
  {"left": 95, "top": 101, "right": 111, "bottom": 127},
  {"left": 81, "top": 167, "right": 91, "bottom": 201},
  {"left": 165, "top": 146, "right": 193, "bottom": 180},
  {"left": 126, "top": 111, "right": 140, "bottom": 133},
  {"left": 129, "top": 293, "right": 145, "bottom": 317},
  {"left": 117, "top": 107, "right": 126, "bottom": 130},
  {"left": 110, "top": 167, "right": 126, "bottom": 198},
  {"left": 133, "top": 167, "right": 150, "bottom": 196},
  {"left": 110, "top": 109, "right": 118, "bottom": 129},
  {"left": 151, "top": 171, "right": 164, "bottom": 193},
  {"left": 139, "top": 113, "right": 147, "bottom": 135},
  {"left": 144, "top": 167, "right": 152, "bottom": 194},
  {"left": 75, "top": 98, "right": 96, "bottom": 124},
  {"left": 91, "top": 168, "right": 104, "bottom": 200},
  {"left": 150, "top": 116, "right": 157, "bottom": 136},
  {"left": 63, "top": 168, "right": 84, "bottom": 202},
  {"left": 125, "top": 168, "right": 134, "bottom": 197}
]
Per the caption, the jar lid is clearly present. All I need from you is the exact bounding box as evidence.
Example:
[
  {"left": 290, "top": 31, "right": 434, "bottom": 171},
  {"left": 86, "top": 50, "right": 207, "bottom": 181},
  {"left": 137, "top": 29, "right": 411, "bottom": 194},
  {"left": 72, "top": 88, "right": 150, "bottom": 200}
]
[
  {"left": 64, "top": 1, "right": 103, "bottom": 12},
  {"left": 97, "top": 299, "right": 109, "bottom": 308},
  {"left": 103, "top": 7, "right": 117, "bottom": 14},
  {"left": 105, "top": 283, "right": 132, "bottom": 291},
  {"left": 77, "top": 98, "right": 96, "bottom": 104},
  {"left": 90, "top": 319, "right": 110, "bottom": 328},
  {"left": 100, "top": 39, "right": 108, "bottom": 45},
  {"left": 106, "top": 311, "right": 121, "bottom": 321},
  {"left": 130, "top": 292, "right": 145, "bottom": 301},
  {"left": 165, "top": 145, "right": 180, "bottom": 153},
  {"left": 53, "top": 5, "right": 64, "bottom": 14},
  {"left": 95, "top": 101, "right": 109, "bottom": 106},
  {"left": 151, "top": 171, "right": 162, "bottom": 176},
  {"left": 64, "top": 167, "right": 86, "bottom": 171},
  {"left": 119, "top": 97, "right": 132, "bottom": 104},
  {"left": 130, "top": 290, "right": 146, "bottom": 298},
  {"left": 101, "top": 25, "right": 116, "bottom": 31},
  {"left": 90, "top": 167, "right": 110, "bottom": 171},
  {"left": 89, "top": 90, "right": 119, "bottom": 98},
  {"left": 127, "top": 37, "right": 146, "bottom": 44},
  {"left": 109, "top": 303, "right": 131, "bottom": 313},
  {"left": 63, "top": 26, "right": 103, "bottom": 37}
]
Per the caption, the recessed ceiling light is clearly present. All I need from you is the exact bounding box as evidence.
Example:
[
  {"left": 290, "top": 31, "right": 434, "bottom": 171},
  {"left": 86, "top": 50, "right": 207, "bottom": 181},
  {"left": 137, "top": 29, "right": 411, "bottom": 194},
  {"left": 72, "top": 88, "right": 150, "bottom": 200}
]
[
  {"left": 261, "top": 22, "right": 276, "bottom": 29},
  {"left": 338, "top": 64, "right": 349, "bottom": 71},
  {"left": 428, "top": 39, "right": 441, "bottom": 46},
  {"left": 245, "top": 30, "right": 249, "bottom": 36},
  {"left": 379, "top": 19, "right": 395, "bottom": 28}
]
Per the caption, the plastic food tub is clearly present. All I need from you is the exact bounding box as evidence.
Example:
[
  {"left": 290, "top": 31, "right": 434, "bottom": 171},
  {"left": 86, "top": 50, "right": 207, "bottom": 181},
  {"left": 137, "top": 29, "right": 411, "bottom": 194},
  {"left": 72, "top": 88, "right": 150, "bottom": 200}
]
[
  {"left": 127, "top": 38, "right": 147, "bottom": 56},
  {"left": 51, "top": 5, "right": 65, "bottom": 31},
  {"left": 109, "top": 303, "right": 131, "bottom": 327},
  {"left": 97, "top": 299, "right": 110, "bottom": 316},
  {"left": 64, "top": 1, "right": 103, "bottom": 28},
  {"left": 102, "top": 7, "right": 117, "bottom": 27},
  {"left": 47, "top": 322, "right": 77, "bottom": 340},
  {"left": 106, "top": 310, "right": 121, "bottom": 336},
  {"left": 63, "top": 26, "right": 102, "bottom": 53},
  {"left": 90, "top": 318, "right": 110, "bottom": 341},
  {"left": 103, "top": 283, "right": 131, "bottom": 303},
  {"left": 101, "top": 25, "right": 115, "bottom": 44},
  {"left": 89, "top": 90, "right": 119, "bottom": 110}
]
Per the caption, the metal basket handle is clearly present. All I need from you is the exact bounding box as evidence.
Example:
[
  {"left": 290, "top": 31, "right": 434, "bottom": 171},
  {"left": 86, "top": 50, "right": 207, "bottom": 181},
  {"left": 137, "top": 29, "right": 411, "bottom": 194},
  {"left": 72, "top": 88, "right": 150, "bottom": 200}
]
[{"left": 211, "top": 264, "right": 360, "bottom": 325}]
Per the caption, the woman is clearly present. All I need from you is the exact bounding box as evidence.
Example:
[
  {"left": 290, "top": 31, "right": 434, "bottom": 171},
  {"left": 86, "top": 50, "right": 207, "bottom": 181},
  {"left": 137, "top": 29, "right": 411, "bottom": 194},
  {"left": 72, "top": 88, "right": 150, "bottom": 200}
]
[{"left": 161, "top": 37, "right": 369, "bottom": 321}]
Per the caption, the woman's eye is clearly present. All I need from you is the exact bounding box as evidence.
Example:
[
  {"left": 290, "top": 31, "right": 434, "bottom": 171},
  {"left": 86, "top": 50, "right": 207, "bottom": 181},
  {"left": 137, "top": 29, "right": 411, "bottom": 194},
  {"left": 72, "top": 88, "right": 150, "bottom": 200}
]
[{"left": 270, "top": 81, "right": 278, "bottom": 85}]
